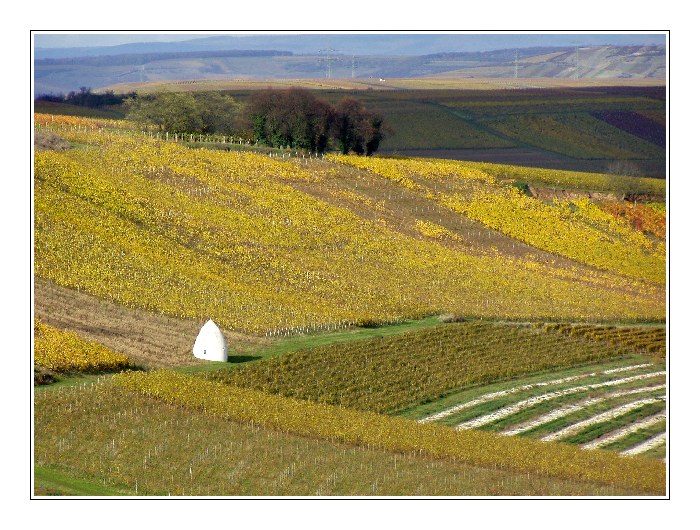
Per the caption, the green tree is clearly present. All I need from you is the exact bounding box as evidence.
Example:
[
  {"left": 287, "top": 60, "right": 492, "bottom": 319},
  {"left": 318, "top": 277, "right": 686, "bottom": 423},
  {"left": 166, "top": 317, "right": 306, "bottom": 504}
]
[
  {"left": 246, "top": 88, "right": 334, "bottom": 151},
  {"left": 244, "top": 89, "right": 388, "bottom": 154},
  {"left": 125, "top": 92, "right": 204, "bottom": 134},
  {"left": 333, "top": 97, "right": 388, "bottom": 155},
  {"left": 194, "top": 92, "right": 240, "bottom": 135}
]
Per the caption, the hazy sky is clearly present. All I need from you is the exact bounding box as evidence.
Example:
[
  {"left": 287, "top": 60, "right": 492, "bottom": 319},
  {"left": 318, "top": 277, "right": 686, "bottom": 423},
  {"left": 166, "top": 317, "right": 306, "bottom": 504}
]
[
  {"left": 34, "top": 33, "right": 206, "bottom": 48},
  {"left": 34, "top": 32, "right": 667, "bottom": 50}
]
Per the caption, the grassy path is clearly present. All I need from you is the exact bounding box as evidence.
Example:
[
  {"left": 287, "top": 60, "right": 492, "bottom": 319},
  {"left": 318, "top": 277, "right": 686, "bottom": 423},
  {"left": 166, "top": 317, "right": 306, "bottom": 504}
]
[
  {"left": 176, "top": 315, "right": 444, "bottom": 375},
  {"left": 34, "top": 315, "right": 446, "bottom": 387},
  {"left": 34, "top": 465, "right": 134, "bottom": 496}
]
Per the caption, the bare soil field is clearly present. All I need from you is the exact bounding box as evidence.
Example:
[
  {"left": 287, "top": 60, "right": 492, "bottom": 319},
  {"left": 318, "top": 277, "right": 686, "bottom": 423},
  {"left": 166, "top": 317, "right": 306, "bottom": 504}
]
[
  {"left": 104, "top": 77, "right": 665, "bottom": 94},
  {"left": 34, "top": 278, "right": 271, "bottom": 369}
]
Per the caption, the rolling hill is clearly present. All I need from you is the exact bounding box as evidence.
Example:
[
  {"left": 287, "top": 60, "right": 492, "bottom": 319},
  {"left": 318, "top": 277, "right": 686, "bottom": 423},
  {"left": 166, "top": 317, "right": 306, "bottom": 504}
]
[
  {"left": 34, "top": 44, "right": 665, "bottom": 96},
  {"left": 32, "top": 106, "right": 667, "bottom": 497}
]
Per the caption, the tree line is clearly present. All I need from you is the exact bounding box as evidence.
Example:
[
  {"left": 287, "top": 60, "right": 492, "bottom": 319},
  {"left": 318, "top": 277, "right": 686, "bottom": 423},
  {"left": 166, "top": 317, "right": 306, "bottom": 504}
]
[
  {"left": 37, "top": 87, "right": 137, "bottom": 108},
  {"left": 247, "top": 88, "right": 389, "bottom": 155},
  {"left": 125, "top": 88, "right": 390, "bottom": 155},
  {"left": 124, "top": 91, "right": 242, "bottom": 136},
  {"left": 37, "top": 87, "right": 390, "bottom": 155}
]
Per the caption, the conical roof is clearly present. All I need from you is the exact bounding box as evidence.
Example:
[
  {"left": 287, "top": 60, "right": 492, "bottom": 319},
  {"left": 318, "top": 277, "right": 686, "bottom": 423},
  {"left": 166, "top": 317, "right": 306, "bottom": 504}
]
[{"left": 192, "top": 319, "right": 228, "bottom": 362}]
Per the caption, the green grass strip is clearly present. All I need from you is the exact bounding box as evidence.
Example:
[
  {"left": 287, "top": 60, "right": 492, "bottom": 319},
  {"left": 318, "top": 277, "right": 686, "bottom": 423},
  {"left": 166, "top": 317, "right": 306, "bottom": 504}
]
[
  {"left": 603, "top": 421, "right": 668, "bottom": 453},
  {"left": 477, "top": 382, "right": 667, "bottom": 433},
  {"left": 401, "top": 355, "right": 658, "bottom": 420},
  {"left": 639, "top": 441, "right": 667, "bottom": 460},
  {"left": 34, "top": 465, "right": 135, "bottom": 496},
  {"left": 562, "top": 402, "right": 667, "bottom": 445},
  {"left": 178, "top": 315, "right": 444, "bottom": 375},
  {"left": 520, "top": 394, "right": 666, "bottom": 439}
]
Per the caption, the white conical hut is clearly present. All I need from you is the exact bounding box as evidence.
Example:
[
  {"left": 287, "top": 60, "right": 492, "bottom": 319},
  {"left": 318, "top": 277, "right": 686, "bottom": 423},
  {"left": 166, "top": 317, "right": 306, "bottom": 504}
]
[{"left": 193, "top": 319, "right": 228, "bottom": 362}]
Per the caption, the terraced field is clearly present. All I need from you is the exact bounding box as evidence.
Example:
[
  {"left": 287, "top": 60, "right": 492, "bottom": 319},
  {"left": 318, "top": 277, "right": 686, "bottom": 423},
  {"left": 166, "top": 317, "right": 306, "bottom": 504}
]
[{"left": 414, "top": 360, "right": 666, "bottom": 459}]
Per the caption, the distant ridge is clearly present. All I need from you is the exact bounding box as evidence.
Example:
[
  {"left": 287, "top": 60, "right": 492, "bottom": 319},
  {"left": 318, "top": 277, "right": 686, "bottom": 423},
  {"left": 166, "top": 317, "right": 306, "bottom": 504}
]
[
  {"left": 33, "top": 42, "right": 666, "bottom": 96},
  {"left": 34, "top": 34, "right": 667, "bottom": 60},
  {"left": 36, "top": 50, "right": 293, "bottom": 67}
]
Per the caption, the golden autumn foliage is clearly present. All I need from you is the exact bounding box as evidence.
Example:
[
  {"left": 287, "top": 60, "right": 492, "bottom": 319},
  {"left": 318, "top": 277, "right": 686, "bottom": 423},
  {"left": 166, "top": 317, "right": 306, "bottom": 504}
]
[
  {"left": 34, "top": 117, "right": 665, "bottom": 334},
  {"left": 34, "top": 321, "right": 130, "bottom": 373},
  {"left": 414, "top": 219, "right": 462, "bottom": 242},
  {"left": 331, "top": 155, "right": 665, "bottom": 285}
]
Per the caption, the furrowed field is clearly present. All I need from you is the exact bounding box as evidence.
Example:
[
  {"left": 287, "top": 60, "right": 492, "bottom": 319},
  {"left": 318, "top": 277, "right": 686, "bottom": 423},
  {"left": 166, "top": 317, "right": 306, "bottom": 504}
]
[{"left": 33, "top": 104, "right": 666, "bottom": 497}]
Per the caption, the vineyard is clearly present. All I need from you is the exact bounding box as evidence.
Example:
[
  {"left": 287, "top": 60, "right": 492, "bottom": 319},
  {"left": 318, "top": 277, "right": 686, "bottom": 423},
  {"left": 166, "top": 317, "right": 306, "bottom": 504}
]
[
  {"left": 480, "top": 113, "right": 664, "bottom": 160},
  {"left": 33, "top": 105, "right": 667, "bottom": 498},
  {"left": 373, "top": 100, "right": 514, "bottom": 150},
  {"left": 329, "top": 154, "right": 665, "bottom": 284},
  {"left": 104, "top": 370, "right": 664, "bottom": 494},
  {"left": 205, "top": 321, "right": 656, "bottom": 414},
  {"left": 416, "top": 360, "right": 666, "bottom": 459},
  {"left": 34, "top": 321, "right": 131, "bottom": 373},
  {"left": 34, "top": 380, "right": 656, "bottom": 496},
  {"left": 359, "top": 87, "right": 665, "bottom": 171},
  {"left": 34, "top": 114, "right": 665, "bottom": 336},
  {"left": 465, "top": 161, "right": 666, "bottom": 195}
]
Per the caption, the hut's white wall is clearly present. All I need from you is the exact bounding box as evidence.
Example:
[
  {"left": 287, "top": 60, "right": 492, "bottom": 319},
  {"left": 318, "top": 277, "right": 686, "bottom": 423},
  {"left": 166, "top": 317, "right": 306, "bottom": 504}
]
[{"left": 193, "top": 320, "right": 228, "bottom": 362}]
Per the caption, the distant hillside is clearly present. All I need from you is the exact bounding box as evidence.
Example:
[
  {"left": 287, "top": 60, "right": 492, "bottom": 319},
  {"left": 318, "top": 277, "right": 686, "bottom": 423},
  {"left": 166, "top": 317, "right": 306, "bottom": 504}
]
[
  {"left": 431, "top": 46, "right": 666, "bottom": 79},
  {"left": 34, "top": 44, "right": 666, "bottom": 96}
]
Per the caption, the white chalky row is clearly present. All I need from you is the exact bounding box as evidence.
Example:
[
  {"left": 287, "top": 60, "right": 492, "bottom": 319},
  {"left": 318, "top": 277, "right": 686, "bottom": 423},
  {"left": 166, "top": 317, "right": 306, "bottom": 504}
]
[
  {"left": 601, "top": 364, "right": 655, "bottom": 374},
  {"left": 455, "top": 375, "right": 665, "bottom": 431},
  {"left": 620, "top": 432, "right": 667, "bottom": 456},
  {"left": 419, "top": 363, "right": 653, "bottom": 423},
  {"left": 581, "top": 411, "right": 666, "bottom": 450},
  {"left": 540, "top": 397, "right": 666, "bottom": 442},
  {"left": 457, "top": 371, "right": 666, "bottom": 430},
  {"left": 501, "top": 383, "right": 666, "bottom": 436}
]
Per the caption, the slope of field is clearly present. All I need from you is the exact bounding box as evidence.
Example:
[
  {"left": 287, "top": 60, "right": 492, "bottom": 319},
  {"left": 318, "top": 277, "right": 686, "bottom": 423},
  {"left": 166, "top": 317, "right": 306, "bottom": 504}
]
[
  {"left": 482, "top": 113, "right": 664, "bottom": 160},
  {"left": 108, "top": 371, "right": 663, "bottom": 493},
  {"left": 329, "top": 155, "right": 665, "bottom": 284},
  {"left": 34, "top": 115, "right": 665, "bottom": 336},
  {"left": 468, "top": 161, "right": 665, "bottom": 196},
  {"left": 34, "top": 380, "right": 657, "bottom": 496},
  {"left": 375, "top": 100, "right": 514, "bottom": 150},
  {"left": 364, "top": 86, "right": 665, "bottom": 173},
  {"left": 207, "top": 321, "right": 649, "bottom": 414}
]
